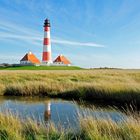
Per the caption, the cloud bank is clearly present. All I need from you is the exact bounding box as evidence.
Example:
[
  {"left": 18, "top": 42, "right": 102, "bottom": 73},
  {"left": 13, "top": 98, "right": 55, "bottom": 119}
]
[{"left": 0, "top": 21, "right": 105, "bottom": 48}]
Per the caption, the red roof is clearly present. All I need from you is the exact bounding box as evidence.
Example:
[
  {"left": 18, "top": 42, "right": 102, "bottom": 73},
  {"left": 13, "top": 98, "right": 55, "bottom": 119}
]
[
  {"left": 20, "top": 52, "right": 40, "bottom": 64},
  {"left": 53, "top": 55, "right": 71, "bottom": 64}
]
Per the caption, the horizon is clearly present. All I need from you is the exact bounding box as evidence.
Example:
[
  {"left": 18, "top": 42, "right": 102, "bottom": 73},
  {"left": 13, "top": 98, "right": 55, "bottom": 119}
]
[{"left": 0, "top": 0, "right": 140, "bottom": 68}]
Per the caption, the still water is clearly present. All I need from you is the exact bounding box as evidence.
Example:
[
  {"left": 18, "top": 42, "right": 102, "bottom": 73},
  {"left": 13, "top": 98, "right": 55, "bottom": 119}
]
[{"left": 0, "top": 97, "right": 126, "bottom": 128}]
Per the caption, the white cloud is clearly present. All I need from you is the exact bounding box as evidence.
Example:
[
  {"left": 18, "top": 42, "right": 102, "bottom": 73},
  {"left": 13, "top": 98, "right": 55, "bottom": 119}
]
[
  {"left": 51, "top": 39, "right": 104, "bottom": 47},
  {"left": 0, "top": 21, "right": 105, "bottom": 48}
]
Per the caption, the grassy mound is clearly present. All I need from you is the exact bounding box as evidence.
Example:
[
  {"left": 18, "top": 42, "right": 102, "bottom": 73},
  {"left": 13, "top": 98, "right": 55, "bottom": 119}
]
[{"left": 0, "top": 66, "right": 82, "bottom": 70}]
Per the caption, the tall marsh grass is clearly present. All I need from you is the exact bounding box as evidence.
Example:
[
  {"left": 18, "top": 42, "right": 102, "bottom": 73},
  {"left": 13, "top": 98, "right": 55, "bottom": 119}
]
[
  {"left": 0, "top": 69, "right": 140, "bottom": 106},
  {"left": 0, "top": 111, "right": 140, "bottom": 140}
]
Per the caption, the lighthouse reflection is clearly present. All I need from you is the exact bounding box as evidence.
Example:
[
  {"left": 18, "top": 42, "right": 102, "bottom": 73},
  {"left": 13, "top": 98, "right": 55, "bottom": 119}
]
[
  {"left": 44, "top": 100, "right": 51, "bottom": 125},
  {"left": 43, "top": 100, "right": 78, "bottom": 128}
]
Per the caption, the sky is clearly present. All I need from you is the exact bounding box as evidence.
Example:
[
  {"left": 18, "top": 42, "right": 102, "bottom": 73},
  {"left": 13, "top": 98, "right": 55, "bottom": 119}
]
[{"left": 0, "top": 0, "right": 140, "bottom": 68}]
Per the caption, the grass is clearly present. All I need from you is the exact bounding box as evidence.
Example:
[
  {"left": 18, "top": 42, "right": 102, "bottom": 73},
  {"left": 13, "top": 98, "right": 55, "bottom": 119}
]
[
  {"left": 0, "top": 110, "right": 140, "bottom": 140},
  {"left": 0, "top": 69, "right": 140, "bottom": 107},
  {"left": 0, "top": 66, "right": 82, "bottom": 70},
  {"left": 0, "top": 69, "right": 139, "bottom": 139}
]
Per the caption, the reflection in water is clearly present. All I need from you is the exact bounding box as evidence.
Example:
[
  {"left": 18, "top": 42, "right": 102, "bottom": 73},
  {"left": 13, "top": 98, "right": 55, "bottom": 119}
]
[
  {"left": 0, "top": 97, "right": 127, "bottom": 128},
  {"left": 44, "top": 101, "right": 51, "bottom": 124}
]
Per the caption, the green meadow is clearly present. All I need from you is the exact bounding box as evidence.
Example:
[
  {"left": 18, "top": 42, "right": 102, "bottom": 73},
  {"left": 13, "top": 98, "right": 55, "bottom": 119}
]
[
  {"left": 0, "top": 69, "right": 140, "bottom": 107},
  {"left": 0, "top": 66, "right": 82, "bottom": 70}
]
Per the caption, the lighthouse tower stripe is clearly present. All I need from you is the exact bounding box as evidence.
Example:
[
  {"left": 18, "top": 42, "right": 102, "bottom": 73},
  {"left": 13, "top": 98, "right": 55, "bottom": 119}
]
[
  {"left": 42, "top": 52, "right": 51, "bottom": 61},
  {"left": 44, "top": 26, "right": 50, "bottom": 31},
  {"left": 44, "top": 31, "right": 50, "bottom": 38},
  {"left": 43, "top": 45, "right": 51, "bottom": 52},
  {"left": 43, "top": 38, "right": 50, "bottom": 45}
]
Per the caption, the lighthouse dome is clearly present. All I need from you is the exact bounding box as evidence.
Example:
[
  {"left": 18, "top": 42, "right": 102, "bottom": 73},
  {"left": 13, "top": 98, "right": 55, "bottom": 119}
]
[{"left": 44, "top": 18, "right": 50, "bottom": 27}]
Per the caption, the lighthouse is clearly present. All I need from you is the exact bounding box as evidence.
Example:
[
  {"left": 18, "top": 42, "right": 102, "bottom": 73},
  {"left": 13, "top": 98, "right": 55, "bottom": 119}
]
[
  {"left": 19, "top": 18, "right": 72, "bottom": 67},
  {"left": 42, "top": 19, "right": 52, "bottom": 64}
]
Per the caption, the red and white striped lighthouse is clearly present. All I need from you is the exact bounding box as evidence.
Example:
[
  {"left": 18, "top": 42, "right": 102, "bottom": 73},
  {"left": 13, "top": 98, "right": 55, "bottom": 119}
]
[{"left": 42, "top": 19, "right": 52, "bottom": 64}]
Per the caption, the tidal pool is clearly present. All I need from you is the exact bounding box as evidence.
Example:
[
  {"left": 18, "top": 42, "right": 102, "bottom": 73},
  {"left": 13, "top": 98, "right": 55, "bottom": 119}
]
[{"left": 0, "top": 96, "right": 126, "bottom": 128}]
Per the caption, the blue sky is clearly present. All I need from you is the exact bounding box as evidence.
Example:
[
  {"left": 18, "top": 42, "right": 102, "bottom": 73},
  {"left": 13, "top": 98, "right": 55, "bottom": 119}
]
[{"left": 0, "top": 0, "right": 140, "bottom": 68}]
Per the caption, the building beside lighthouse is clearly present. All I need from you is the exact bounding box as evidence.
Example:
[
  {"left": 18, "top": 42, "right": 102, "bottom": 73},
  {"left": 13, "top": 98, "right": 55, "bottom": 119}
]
[
  {"left": 20, "top": 51, "right": 40, "bottom": 65},
  {"left": 53, "top": 54, "right": 71, "bottom": 66},
  {"left": 20, "top": 18, "right": 71, "bottom": 66}
]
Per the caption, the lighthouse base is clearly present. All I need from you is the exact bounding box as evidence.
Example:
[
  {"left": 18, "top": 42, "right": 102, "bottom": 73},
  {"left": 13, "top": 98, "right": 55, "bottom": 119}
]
[
  {"left": 41, "top": 61, "right": 53, "bottom": 66},
  {"left": 41, "top": 63, "right": 71, "bottom": 66}
]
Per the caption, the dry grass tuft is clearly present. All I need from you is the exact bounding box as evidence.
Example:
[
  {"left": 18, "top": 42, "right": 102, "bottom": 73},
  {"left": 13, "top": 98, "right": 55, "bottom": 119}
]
[{"left": 0, "top": 110, "right": 140, "bottom": 140}]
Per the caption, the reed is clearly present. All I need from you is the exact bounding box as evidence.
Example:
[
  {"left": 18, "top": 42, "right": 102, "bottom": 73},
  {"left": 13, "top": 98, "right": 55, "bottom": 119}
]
[
  {"left": 79, "top": 116, "right": 140, "bottom": 140},
  {"left": 0, "top": 111, "right": 140, "bottom": 140},
  {"left": 0, "top": 69, "right": 140, "bottom": 107}
]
